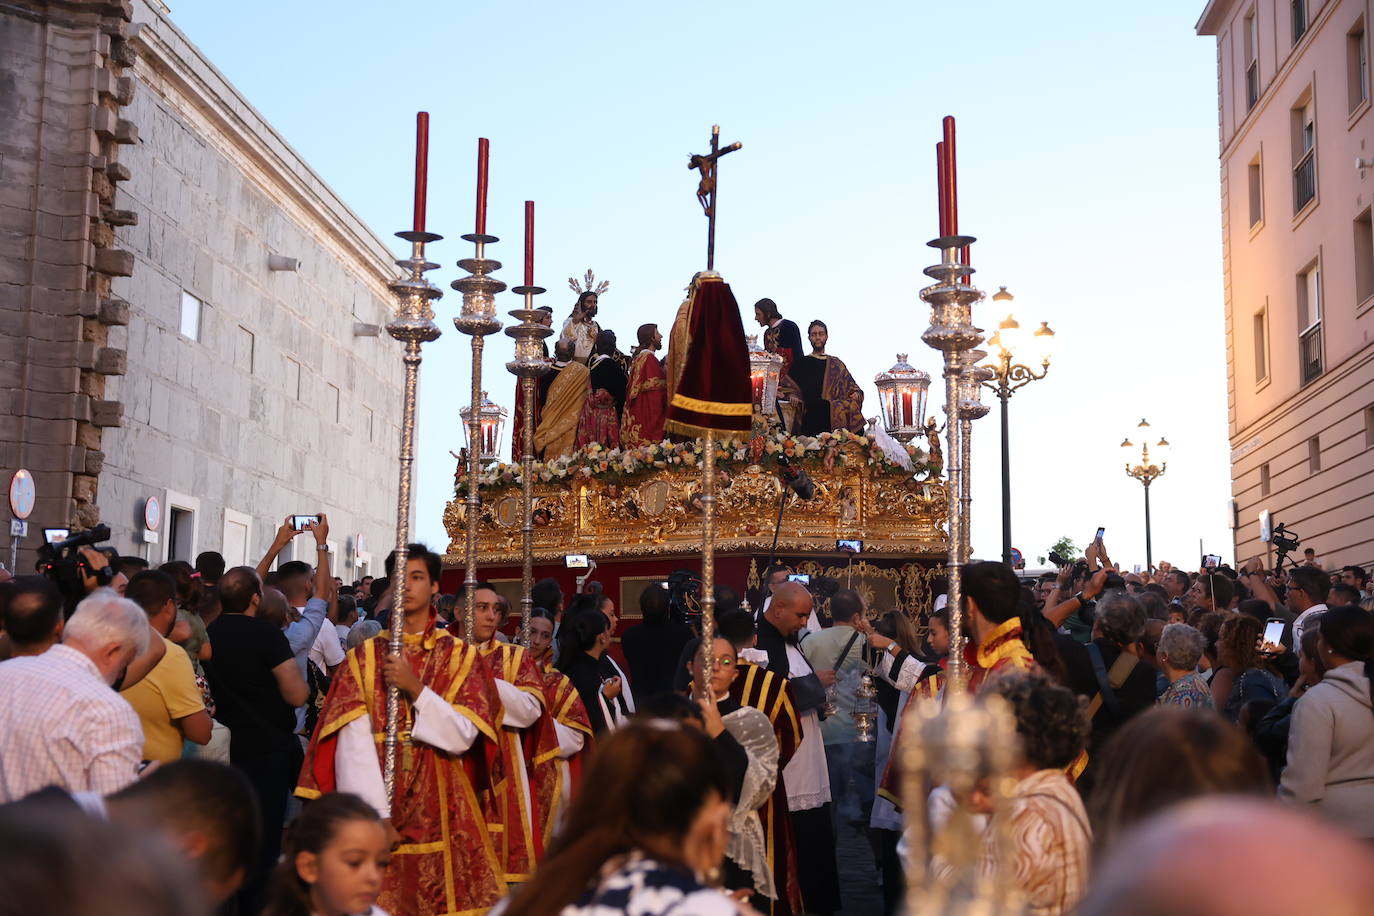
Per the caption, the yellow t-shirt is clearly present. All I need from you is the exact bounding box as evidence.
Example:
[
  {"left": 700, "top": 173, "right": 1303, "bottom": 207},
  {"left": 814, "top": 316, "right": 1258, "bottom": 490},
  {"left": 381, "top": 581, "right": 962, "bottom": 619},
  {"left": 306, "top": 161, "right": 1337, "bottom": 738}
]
[{"left": 121, "top": 634, "right": 205, "bottom": 763}]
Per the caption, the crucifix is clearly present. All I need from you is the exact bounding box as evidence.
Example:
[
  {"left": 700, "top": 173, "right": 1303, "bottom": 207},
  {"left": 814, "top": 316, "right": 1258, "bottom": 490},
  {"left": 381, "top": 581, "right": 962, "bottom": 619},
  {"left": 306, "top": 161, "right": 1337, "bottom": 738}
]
[{"left": 687, "top": 124, "right": 742, "bottom": 271}]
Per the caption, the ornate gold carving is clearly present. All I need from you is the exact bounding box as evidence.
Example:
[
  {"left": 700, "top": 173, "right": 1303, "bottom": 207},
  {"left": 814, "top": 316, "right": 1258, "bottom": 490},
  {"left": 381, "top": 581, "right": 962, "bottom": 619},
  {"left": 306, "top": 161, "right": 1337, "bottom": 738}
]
[{"left": 444, "top": 464, "right": 948, "bottom": 565}]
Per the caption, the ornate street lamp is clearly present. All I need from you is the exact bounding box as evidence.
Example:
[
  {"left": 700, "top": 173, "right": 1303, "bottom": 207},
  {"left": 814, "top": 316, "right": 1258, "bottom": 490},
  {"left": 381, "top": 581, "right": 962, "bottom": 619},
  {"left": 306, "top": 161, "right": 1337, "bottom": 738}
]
[
  {"left": 1122, "top": 418, "right": 1169, "bottom": 569},
  {"left": 459, "top": 391, "right": 508, "bottom": 467},
  {"left": 981, "top": 286, "right": 1055, "bottom": 566},
  {"left": 874, "top": 353, "right": 931, "bottom": 443},
  {"left": 746, "top": 334, "right": 783, "bottom": 420}
]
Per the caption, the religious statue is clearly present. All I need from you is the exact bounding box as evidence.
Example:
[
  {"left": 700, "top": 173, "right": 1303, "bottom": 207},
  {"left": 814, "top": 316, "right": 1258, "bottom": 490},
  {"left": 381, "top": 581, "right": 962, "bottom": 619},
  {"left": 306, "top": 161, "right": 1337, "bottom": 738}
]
[
  {"left": 533, "top": 339, "right": 590, "bottom": 460},
  {"left": 689, "top": 152, "right": 716, "bottom": 215},
  {"left": 792, "top": 319, "right": 865, "bottom": 435},
  {"left": 622, "top": 323, "right": 667, "bottom": 448},
  {"left": 924, "top": 416, "right": 944, "bottom": 477},
  {"left": 575, "top": 330, "right": 628, "bottom": 450},
  {"left": 754, "top": 297, "right": 805, "bottom": 433},
  {"left": 560, "top": 270, "right": 609, "bottom": 364}
]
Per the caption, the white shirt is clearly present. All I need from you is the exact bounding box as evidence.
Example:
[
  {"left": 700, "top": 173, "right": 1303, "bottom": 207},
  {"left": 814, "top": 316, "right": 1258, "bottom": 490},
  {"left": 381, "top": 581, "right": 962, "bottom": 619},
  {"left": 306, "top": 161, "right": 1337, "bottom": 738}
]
[
  {"left": 309, "top": 617, "right": 346, "bottom": 672},
  {"left": 0, "top": 645, "right": 144, "bottom": 802},
  {"left": 336, "top": 687, "right": 480, "bottom": 819},
  {"left": 603, "top": 653, "right": 636, "bottom": 717},
  {"left": 1293, "top": 603, "right": 1328, "bottom": 647},
  {"left": 782, "top": 639, "right": 831, "bottom": 811}
]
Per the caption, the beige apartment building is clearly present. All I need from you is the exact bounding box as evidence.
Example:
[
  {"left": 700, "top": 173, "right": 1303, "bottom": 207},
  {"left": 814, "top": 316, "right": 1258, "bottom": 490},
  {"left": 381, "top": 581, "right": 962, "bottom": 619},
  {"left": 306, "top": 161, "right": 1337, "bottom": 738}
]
[{"left": 1198, "top": 0, "right": 1374, "bottom": 574}]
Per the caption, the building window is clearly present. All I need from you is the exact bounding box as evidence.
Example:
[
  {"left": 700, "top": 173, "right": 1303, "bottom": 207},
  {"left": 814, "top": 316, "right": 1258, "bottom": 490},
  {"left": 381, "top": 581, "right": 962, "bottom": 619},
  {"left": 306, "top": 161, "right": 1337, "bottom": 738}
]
[
  {"left": 1365, "top": 405, "right": 1374, "bottom": 448},
  {"left": 365, "top": 406, "right": 375, "bottom": 443},
  {"left": 168, "top": 506, "right": 194, "bottom": 561},
  {"left": 1356, "top": 209, "right": 1374, "bottom": 303},
  {"left": 1292, "top": 96, "right": 1316, "bottom": 213},
  {"left": 180, "top": 292, "right": 202, "bottom": 341},
  {"left": 235, "top": 326, "right": 255, "bottom": 373},
  {"left": 1307, "top": 435, "right": 1321, "bottom": 473},
  {"left": 1245, "top": 9, "right": 1260, "bottom": 109},
  {"left": 1253, "top": 308, "right": 1269, "bottom": 383},
  {"left": 1349, "top": 21, "right": 1369, "bottom": 111},
  {"left": 1293, "top": 0, "right": 1308, "bottom": 44},
  {"left": 328, "top": 383, "right": 341, "bottom": 423},
  {"left": 1297, "top": 262, "right": 1323, "bottom": 384},
  {"left": 1260, "top": 462, "right": 1271, "bottom": 496},
  {"left": 286, "top": 357, "right": 302, "bottom": 400},
  {"left": 1248, "top": 155, "right": 1263, "bottom": 227}
]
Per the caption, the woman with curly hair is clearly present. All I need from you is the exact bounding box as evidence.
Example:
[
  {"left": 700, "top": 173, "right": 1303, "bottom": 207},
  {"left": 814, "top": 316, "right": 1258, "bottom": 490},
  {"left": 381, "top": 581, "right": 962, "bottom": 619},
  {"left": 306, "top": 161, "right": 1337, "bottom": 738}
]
[
  {"left": 1211, "top": 614, "right": 1284, "bottom": 722},
  {"left": 976, "top": 671, "right": 1093, "bottom": 916}
]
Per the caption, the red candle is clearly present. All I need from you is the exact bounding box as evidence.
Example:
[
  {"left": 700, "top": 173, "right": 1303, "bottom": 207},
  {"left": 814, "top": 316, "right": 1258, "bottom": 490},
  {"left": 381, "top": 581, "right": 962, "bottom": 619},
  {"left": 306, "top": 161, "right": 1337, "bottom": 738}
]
[
  {"left": 936, "top": 141, "right": 949, "bottom": 237},
  {"left": 475, "top": 137, "right": 490, "bottom": 235},
  {"left": 901, "top": 390, "right": 913, "bottom": 426},
  {"left": 524, "top": 200, "right": 534, "bottom": 287},
  {"left": 751, "top": 373, "right": 765, "bottom": 407},
  {"left": 942, "top": 116, "right": 958, "bottom": 236},
  {"left": 413, "top": 112, "right": 429, "bottom": 233}
]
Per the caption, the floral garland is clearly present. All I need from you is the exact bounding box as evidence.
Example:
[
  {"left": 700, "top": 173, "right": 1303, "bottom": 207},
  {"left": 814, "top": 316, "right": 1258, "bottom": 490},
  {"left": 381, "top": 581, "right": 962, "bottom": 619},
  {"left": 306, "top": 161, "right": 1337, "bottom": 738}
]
[{"left": 456, "top": 428, "right": 931, "bottom": 496}]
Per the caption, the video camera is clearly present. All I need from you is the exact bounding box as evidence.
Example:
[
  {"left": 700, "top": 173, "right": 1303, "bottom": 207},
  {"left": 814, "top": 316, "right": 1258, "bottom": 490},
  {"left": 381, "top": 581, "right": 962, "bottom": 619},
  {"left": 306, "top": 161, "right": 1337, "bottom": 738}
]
[
  {"left": 666, "top": 568, "right": 702, "bottom": 625},
  {"left": 36, "top": 524, "right": 118, "bottom": 609},
  {"left": 1269, "top": 521, "right": 1300, "bottom": 573}
]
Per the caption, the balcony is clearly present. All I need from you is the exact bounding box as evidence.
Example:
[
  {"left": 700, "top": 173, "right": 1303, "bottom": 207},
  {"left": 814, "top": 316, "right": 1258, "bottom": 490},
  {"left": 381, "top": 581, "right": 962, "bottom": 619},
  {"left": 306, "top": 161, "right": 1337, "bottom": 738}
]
[
  {"left": 1300, "top": 322, "right": 1323, "bottom": 385},
  {"left": 1294, "top": 149, "right": 1316, "bottom": 212}
]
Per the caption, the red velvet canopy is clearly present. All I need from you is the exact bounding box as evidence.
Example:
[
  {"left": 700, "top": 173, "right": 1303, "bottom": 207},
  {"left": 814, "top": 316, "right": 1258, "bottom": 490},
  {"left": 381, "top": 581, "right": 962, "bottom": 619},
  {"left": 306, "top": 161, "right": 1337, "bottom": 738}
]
[{"left": 664, "top": 274, "right": 752, "bottom": 438}]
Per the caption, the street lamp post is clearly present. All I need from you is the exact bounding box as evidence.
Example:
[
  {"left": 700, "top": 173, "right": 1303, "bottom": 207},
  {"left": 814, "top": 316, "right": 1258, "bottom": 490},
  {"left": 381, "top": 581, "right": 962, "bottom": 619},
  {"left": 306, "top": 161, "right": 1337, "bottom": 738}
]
[
  {"left": 1122, "top": 418, "right": 1169, "bottom": 569},
  {"left": 980, "top": 286, "right": 1055, "bottom": 566}
]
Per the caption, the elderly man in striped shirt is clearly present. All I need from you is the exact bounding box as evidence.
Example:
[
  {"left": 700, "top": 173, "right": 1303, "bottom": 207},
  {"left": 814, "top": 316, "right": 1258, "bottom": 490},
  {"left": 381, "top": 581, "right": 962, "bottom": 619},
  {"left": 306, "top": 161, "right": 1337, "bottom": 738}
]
[{"left": 0, "top": 588, "right": 148, "bottom": 801}]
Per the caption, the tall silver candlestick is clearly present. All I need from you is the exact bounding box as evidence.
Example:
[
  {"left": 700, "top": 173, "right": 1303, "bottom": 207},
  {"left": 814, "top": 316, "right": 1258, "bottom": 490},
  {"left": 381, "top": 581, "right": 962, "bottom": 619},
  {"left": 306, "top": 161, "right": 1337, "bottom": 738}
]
[
  {"left": 919, "top": 235, "right": 984, "bottom": 695},
  {"left": 383, "top": 228, "right": 443, "bottom": 798},
  {"left": 452, "top": 233, "right": 504, "bottom": 643},
  {"left": 505, "top": 284, "right": 551, "bottom": 646}
]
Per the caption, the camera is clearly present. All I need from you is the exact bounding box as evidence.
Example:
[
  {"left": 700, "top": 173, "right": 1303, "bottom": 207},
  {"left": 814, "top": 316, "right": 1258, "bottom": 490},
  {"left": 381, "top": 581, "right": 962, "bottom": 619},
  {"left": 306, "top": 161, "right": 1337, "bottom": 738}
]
[
  {"left": 36, "top": 524, "right": 118, "bottom": 609},
  {"left": 666, "top": 569, "right": 701, "bottom": 625},
  {"left": 1048, "top": 550, "right": 1069, "bottom": 567}
]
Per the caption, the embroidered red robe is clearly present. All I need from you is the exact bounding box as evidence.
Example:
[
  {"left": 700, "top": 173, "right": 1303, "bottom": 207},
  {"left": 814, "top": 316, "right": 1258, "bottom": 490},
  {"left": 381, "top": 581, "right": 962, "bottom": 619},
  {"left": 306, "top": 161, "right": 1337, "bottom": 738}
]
[
  {"left": 530, "top": 660, "right": 593, "bottom": 848},
  {"left": 621, "top": 350, "right": 667, "bottom": 447},
  {"left": 478, "top": 640, "right": 560, "bottom": 884},
  {"left": 296, "top": 623, "right": 506, "bottom": 916}
]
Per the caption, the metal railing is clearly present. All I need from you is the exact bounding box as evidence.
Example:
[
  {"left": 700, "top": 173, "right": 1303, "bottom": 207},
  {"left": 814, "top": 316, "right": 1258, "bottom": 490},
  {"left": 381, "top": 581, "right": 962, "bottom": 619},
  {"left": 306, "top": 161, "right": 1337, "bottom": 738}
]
[
  {"left": 1300, "top": 322, "right": 1323, "bottom": 384},
  {"left": 1294, "top": 149, "right": 1316, "bottom": 212}
]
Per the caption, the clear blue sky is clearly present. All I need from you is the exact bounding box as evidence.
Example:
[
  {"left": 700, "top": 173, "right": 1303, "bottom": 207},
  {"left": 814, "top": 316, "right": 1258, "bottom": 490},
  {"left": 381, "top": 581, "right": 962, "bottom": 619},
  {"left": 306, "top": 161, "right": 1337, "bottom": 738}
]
[{"left": 169, "top": 0, "right": 1233, "bottom": 571}]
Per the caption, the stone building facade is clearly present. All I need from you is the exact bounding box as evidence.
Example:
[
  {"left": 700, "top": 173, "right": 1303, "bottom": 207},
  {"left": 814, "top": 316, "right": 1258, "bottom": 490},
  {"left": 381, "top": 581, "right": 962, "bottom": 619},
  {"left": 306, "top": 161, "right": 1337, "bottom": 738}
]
[
  {"left": 1198, "top": 0, "right": 1374, "bottom": 573},
  {"left": 3, "top": 0, "right": 404, "bottom": 574}
]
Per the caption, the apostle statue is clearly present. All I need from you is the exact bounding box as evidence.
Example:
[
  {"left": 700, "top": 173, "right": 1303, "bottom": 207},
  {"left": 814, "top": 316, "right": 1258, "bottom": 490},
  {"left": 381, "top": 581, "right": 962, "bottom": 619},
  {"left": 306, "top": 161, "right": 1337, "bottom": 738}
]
[
  {"left": 575, "top": 330, "right": 628, "bottom": 450},
  {"left": 621, "top": 323, "right": 667, "bottom": 448},
  {"left": 533, "top": 339, "right": 590, "bottom": 460},
  {"left": 792, "top": 320, "right": 865, "bottom": 435},
  {"left": 511, "top": 305, "right": 555, "bottom": 462},
  {"left": 559, "top": 291, "right": 601, "bottom": 364},
  {"left": 754, "top": 297, "right": 805, "bottom": 432}
]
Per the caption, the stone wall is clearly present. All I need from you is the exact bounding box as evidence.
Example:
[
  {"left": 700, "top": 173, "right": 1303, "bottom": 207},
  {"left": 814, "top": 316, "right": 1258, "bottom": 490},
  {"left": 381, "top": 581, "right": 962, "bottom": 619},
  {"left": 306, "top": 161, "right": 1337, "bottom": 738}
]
[
  {"left": 1, "top": 0, "right": 139, "bottom": 569},
  {"left": 1, "top": 0, "right": 406, "bottom": 574},
  {"left": 95, "top": 0, "right": 405, "bottom": 571}
]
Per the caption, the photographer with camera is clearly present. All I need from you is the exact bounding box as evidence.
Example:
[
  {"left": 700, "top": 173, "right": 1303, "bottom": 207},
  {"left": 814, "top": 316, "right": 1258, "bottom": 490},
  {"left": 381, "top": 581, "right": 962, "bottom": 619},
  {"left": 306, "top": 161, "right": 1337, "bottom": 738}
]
[{"left": 1043, "top": 540, "right": 1111, "bottom": 645}]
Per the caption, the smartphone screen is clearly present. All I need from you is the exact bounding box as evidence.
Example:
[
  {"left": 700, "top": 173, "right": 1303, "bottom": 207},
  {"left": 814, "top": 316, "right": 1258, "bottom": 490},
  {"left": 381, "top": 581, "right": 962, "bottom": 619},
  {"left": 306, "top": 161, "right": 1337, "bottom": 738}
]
[
  {"left": 788, "top": 574, "right": 811, "bottom": 584},
  {"left": 1263, "top": 619, "right": 1285, "bottom": 646},
  {"left": 836, "top": 538, "right": 862, "bottom": 553},
  {"left": 1095, "top": 527, "right": 1105, "bottom": 541},
  {"left": 565, "top": 554, "right": 589, "bottom": 569},
  {"left": 1204, "top": 554, "right": 1221, "bottom": 569},
  {"left": 291, "top": 515, "right": 319, "bottom": 531}
]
